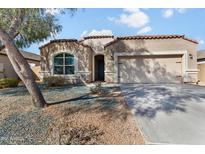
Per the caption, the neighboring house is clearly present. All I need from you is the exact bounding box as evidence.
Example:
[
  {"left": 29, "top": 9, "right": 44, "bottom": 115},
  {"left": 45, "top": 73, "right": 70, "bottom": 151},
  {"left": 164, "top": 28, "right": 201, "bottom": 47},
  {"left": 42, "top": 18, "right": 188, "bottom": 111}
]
[
  {"left": 0, "top": 48, "right": 41, "bottom": 79},
  {"left": 197, "top": 50, "right": 205, "bottom": 84},
  {"left": 40, "top": 35, "right": 198, "bottom": 84}
]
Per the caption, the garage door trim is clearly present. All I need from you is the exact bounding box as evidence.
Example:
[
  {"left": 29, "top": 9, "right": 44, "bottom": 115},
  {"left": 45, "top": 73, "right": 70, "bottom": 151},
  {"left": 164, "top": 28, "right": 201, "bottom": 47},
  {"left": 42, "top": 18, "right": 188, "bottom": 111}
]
[{"left": 113, "top": 50, "right": 188, "bottom": 83}]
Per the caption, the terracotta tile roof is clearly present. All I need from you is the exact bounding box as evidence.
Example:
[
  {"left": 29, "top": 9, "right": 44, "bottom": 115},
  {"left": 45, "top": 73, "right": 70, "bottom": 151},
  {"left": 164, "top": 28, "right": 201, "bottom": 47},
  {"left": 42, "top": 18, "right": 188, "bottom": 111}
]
[
  {"left": 104, "top": 35, "right": 198, "bottom": 48},
  {"left": 39, "top": 39, "right": 93, "bottom": 50},
  {"left": 182, "top": 37, "right": 198, "bottom": 44},
  {"left": 50, "top": 39, "right": 78, "bottom": 43},
  {"left": 117, "top": 35, "right": 183, "bottom": 40},
  {"left": 104, "top": 39, "right": 118, "bottom": 48},
  {"left": 39, "top": 35, "right": 198, "bottom": 50},
  {"left": 39, "top": 39, "right": 78, "bottom": 49},
  {"left": 83, "top": 35, "right": 114, "bottom": 40},
  {"left": 78, "top": 43, "right": 93, "bottom": 49}
]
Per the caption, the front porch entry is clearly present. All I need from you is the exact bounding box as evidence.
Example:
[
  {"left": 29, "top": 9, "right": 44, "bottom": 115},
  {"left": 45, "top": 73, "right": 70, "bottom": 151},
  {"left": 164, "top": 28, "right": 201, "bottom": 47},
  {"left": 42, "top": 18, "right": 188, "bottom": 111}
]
[{"left": 94, "top": 55, "right": 105, "bottom": 81}]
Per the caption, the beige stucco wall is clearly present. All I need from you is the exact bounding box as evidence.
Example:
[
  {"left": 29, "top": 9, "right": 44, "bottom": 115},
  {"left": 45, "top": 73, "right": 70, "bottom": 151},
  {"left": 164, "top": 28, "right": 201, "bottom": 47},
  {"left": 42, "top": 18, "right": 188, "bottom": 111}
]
[
  {"left": 198, "top": 63, "right": 205, "bottom": 83},
  {"left": 0, "top": 54, "right": 40, "bottom": 79},
  {"left": 105, "top": 38, "right": 198, "bottom": 83},
  {"left": 40, "top": 41, "right": 93, "bottom": 83},
  {"left": 82, "top": 37, "right": 114, "bottom": 54}
]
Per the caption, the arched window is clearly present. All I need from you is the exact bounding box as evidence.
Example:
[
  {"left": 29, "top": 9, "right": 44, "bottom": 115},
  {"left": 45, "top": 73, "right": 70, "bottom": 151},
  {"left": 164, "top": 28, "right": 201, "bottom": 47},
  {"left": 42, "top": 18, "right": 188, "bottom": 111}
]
[{"left": 53, "top": 53, "right": 75, "bottom": 75}]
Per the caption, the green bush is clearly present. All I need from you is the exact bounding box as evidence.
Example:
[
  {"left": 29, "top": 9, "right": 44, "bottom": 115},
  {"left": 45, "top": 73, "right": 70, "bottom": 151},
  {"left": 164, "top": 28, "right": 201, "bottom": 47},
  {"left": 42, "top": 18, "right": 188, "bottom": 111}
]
[
  {"left": 0, "top": 78, "right": 20, "bottom": 89},
  {"left": 90, "top": 82, "right": 103, "bottom": 94},
  {"left": 43, "top": 76, "right": 67, "bottom": 87}
]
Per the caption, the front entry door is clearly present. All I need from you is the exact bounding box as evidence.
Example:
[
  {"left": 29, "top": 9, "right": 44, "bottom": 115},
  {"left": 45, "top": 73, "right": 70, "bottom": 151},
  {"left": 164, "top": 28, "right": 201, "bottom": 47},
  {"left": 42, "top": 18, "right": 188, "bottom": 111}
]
[{"left": 95, "top": 55, "right": 105, "bottom": 81}]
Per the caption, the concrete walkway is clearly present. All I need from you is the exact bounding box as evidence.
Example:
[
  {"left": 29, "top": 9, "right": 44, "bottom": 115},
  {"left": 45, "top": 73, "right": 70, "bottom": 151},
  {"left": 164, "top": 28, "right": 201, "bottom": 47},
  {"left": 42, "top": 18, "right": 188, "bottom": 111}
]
[{"left": 121, "top": 84, "right": 205, "bottom": 144}]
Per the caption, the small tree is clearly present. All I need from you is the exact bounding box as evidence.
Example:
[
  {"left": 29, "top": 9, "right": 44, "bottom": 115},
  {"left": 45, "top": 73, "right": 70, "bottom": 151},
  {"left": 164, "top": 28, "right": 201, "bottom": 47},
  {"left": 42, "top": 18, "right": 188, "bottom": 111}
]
[{"left": 0, "top": 9, "right": 76, "bottom": 108}]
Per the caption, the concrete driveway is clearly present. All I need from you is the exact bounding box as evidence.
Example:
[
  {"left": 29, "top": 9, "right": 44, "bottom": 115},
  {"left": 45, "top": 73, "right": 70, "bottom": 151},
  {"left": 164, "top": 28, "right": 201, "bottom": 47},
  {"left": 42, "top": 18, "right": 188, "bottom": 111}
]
[{"left": 120, "top": 84, "right": 205, "bottom": 144}]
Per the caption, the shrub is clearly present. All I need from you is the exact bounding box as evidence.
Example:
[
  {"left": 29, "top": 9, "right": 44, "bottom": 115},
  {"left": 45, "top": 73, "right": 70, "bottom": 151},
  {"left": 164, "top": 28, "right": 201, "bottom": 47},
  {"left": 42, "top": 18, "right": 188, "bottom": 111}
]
[
  {"left": 43, "top": 76, "right": 67, "bottom": 87},
  {"left": 90, "top": 82, "right": 103, "bottom": 94},
  {"left": 0, "top": 78, "right": 20, "bottom": 89}
]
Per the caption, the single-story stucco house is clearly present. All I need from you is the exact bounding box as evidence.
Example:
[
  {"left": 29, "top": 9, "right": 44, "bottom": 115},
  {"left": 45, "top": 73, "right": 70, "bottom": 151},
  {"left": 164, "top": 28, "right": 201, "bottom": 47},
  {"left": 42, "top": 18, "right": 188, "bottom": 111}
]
[
  {"left": 197, "top": 50, "right": 205, "bottom": 84},
  {"left": 0, "top": 47, "right": 41, "bottom": 79},
  {"left": 40, "top": 34, "right": 198, "bottom": 84}
]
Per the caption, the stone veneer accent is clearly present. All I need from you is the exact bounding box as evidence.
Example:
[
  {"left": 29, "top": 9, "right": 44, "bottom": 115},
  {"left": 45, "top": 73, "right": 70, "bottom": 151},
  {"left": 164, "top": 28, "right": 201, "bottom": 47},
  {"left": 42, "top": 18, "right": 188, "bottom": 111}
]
[{"left": 40, "top": 40, "right": 93, "bottom": 83}]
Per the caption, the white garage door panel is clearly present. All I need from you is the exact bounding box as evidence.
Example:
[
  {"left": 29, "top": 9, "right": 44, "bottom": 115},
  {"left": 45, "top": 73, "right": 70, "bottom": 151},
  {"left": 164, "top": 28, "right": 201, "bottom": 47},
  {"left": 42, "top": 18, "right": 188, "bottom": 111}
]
[{"left": 118, "top": 55, "right": 182, "bottom": 83}]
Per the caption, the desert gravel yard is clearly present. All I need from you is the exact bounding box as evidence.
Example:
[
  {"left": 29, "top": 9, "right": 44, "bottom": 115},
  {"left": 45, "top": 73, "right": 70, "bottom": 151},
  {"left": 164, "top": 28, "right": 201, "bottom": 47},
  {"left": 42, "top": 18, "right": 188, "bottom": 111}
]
[{"left": 0, "top": 84, "right": 144, "bottom": 145}]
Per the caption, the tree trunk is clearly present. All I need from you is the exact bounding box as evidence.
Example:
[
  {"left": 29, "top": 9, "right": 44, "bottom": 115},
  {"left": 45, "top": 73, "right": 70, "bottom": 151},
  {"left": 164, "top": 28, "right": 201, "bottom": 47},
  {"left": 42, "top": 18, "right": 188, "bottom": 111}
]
[{"left": 0, "top": 28, "right": 47, "bottom": 108}]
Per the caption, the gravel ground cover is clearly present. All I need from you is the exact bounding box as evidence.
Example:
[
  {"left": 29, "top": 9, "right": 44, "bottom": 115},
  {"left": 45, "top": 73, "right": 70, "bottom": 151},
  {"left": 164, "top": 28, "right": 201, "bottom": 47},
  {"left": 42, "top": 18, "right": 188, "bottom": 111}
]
[{"left": 0, "top": 84, "right": 144, "bottom": 144}]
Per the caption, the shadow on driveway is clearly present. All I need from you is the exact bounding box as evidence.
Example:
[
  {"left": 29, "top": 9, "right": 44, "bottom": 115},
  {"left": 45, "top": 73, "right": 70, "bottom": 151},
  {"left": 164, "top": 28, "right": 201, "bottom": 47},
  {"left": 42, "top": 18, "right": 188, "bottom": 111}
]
[
  {"left": 121, "top": 84, "right": 205, "bottom": 144},
  {"left": 121, "top": 84, "right": 205, "bottom": 118}
]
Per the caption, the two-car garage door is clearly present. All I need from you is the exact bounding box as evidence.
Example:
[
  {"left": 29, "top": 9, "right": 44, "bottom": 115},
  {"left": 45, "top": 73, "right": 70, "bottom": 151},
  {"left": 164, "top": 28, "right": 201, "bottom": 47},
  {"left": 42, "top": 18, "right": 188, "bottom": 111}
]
[{"left": 118, "top": 55, "right": 182, "bottom": 83}]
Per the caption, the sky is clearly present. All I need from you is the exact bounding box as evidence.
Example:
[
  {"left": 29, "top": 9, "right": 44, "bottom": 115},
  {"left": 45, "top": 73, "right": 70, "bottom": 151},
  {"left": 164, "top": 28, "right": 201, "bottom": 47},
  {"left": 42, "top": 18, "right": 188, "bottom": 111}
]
[{"left": 25, "top": 8, "right": 205, "bottom": 54}]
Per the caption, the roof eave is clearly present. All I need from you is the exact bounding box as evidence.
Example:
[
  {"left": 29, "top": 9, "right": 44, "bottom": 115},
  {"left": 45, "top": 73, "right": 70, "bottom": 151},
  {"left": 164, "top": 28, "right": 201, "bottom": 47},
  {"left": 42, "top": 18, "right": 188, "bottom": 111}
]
[
  {"left": 39, "top": 39, "right": 93, "bottom": 51},
  {"left": 104, "top": 35, "right": 198, "bottom": 48}
]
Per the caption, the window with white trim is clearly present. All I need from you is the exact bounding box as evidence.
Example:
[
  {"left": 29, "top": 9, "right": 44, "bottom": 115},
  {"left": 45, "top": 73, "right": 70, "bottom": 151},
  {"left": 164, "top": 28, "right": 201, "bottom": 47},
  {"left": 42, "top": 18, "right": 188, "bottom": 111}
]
[{"left": 53, "top": 53, "right": 75, "bottom": 75}]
